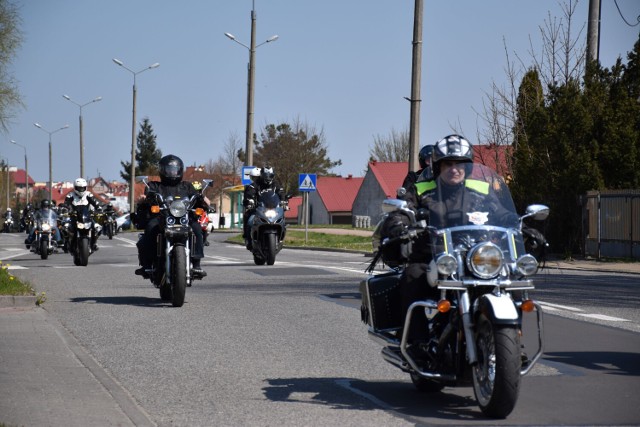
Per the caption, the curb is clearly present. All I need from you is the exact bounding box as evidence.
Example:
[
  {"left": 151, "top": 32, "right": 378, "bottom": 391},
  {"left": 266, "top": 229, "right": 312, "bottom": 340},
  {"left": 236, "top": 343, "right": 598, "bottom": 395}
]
[{"left": 0, "top": 295, "right": 37, "bottom": 308}]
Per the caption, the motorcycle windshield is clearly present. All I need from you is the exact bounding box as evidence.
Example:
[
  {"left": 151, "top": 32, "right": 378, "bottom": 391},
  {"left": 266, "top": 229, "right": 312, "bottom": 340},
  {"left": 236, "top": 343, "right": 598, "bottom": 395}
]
[
  {"left": 257, "top": 191, "right": 281, "bottom": 210},
  {"left": 426, "top": 163, "right": 518, "bottom": 229},
  {"left": 426, "top": 163, "right": 526, "bottom": 262},
  {"left": 73, "top": 205, "right": 92, "bottom": 222},
  {"left": 38, "top": 210, "right": 58, "bottom": 227}
]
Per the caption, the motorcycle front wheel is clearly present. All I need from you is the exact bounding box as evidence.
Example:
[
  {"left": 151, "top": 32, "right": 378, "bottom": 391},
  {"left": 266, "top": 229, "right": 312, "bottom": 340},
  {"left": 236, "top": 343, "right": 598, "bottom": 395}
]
[
  {"left": 107, "top": 224, "right": 113, "bottom": 240},
  {"left": 77, "top": 238, "right": 90, "bottom": 266},
  {"left": 265, "top": 233, "right": 276, "bottom": 265},
  {"left": 171, "top": 246, "right": 187, "bottom": 307},
  {"left": 40, "top": 239, "right": 48, "bottom": 260},
  {"left": 472, "top": 313, "right": 521, "bottom": 418}
]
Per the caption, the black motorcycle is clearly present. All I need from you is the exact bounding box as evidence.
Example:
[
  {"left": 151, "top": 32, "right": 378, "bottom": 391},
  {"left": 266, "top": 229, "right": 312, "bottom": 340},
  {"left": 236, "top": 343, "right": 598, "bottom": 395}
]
[
  {"left": 247, "top": 190, "right": 289, "bottom": 265},
  {"left": 30, "top": 210, "right": 59, "bottom": 260},
  {"left": 138, "top": 177, "right": 212, "bottom": 307},
  {"left": 68, "top": 204, "right": 98, "bottom": 266}
]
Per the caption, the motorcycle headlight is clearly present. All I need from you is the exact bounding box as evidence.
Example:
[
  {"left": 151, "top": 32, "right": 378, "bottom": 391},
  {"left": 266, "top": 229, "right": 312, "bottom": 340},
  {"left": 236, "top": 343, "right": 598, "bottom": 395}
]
[
  {"left": 516, "top": 254, "right": 538, "bottom": 276},
  {"left": 467, "top": 242, "right": 503, "bottom": 279},
  {"left": 169, "top": 200, "right": 188, "bottom": 217},
  {"left": 41, "top": 223, "right": 51, "bottom": 232},
  {"left": 77, "top": 223, "right": 86, "bottom": 229},
  {"left": 265, "top": 209, "right": 277, "bottom": 220},
  {"left": 435, "top": 253, "right": 458, "bottom": 276}
]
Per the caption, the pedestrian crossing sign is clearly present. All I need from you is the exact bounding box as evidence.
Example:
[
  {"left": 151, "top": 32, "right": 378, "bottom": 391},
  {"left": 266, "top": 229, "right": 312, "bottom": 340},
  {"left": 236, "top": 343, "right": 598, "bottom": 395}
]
[{"left": 298, "top": 173, "right": 317, "bottom": 192}]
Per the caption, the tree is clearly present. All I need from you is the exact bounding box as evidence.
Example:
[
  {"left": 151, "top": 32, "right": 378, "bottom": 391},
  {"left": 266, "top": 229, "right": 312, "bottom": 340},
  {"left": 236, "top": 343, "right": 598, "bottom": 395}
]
[
  {"left": 368, "top": 127, "right": 410, "bottom": 162},
  {"left": 252, "top": 118, "right": 342, "bottom": 195},
  {"left": 120, "top": 117, "right": 163, "bottom": 181},
  {"left": 0, "top": 0, "right": 23, "bottom": 132}
]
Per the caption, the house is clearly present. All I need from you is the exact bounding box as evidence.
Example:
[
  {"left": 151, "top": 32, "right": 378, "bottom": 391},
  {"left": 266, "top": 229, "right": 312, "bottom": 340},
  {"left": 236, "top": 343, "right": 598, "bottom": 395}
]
[
  {"left": 306, "top": 175, "right": 364, "bottom": 225},
  {"left": 8, "top": 168, "right": 35, "bottom": 204},
  {"left": 352, "top": 162, "right": 408, "bottom": 226},
  {"left": 285, "top": 196, "right": 302, "bottom": 225}
]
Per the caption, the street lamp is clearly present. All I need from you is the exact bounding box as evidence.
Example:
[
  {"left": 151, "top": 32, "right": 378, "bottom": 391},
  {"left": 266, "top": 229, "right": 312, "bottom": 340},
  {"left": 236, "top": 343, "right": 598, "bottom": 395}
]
[
  {"left": 62, "top": 94, "right": 102, "bottom": 179},
  {"left": 112, "top": 58, "right": 160, "bottom": 223},
  {"left": 33, "top": 123, "right": 69, "bottom": 204},
  {"left": 9, "top": 140, "right": 28, "bottom": 206},
  {"left": 225, "top": 0, "right": 278, "bottom": 167}
]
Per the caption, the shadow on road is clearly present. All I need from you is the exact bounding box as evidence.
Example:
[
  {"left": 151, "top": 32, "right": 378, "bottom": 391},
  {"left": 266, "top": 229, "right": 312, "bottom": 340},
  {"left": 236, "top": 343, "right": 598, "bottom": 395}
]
[
  {"left": 544, "top": 351, "right": 640, "bottom": 376},
  {"left": 69, "top": 296, "right": 170, "bottom": 307}
]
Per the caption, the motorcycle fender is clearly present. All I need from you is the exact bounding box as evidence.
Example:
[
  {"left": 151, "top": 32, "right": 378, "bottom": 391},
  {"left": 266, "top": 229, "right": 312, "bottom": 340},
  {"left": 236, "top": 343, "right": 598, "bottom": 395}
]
[{"left": 475, "top": 294, "right": 520, "bottom": 326}]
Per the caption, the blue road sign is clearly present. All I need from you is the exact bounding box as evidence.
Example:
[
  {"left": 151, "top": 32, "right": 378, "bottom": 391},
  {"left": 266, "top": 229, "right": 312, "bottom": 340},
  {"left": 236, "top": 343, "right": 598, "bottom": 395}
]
[
  {"left": 241, "top": 166, "right": 254, "bottom": 185},
  {"left": 298, "top": 173, "right": 317, "bottom": 192}
]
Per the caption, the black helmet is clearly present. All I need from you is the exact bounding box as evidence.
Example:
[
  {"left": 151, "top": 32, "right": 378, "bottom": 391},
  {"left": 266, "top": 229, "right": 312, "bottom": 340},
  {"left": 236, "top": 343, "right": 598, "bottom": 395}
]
[
  {"left": 159, "top": 155, "right": 184, "bottom": 186},
  {"left": 418, "top": 145, "right": 434, "bottom": 170},
  {"left": 41, "top": 199, "right": 50, "bottom": 209},
  {"left": 432, "top": 134, "right": 473, "bottom": 176},
  {"left": 261, "top": 165, "right": 274, "bottom": 185}
]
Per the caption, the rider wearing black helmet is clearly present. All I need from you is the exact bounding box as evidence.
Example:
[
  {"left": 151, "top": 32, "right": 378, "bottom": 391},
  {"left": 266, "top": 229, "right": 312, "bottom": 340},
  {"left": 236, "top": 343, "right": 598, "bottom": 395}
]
[
  {"left": 135, "top": 154, "right": 209, "bottom": 278},
  {"left": 25, "top": 199, "right": 62, "bottom": 247},
  {"left": 242, "top": 164, "right": 285, "bottom": 249},
  {"left": 401, "top": 144, "right": 435, "bottom": 190}
]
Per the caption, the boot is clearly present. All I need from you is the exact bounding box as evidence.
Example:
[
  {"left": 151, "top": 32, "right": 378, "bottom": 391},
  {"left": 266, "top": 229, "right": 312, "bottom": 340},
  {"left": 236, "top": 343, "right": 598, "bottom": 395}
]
[{"left": 192, "top": 259, "right": 207, "bottom": 278}]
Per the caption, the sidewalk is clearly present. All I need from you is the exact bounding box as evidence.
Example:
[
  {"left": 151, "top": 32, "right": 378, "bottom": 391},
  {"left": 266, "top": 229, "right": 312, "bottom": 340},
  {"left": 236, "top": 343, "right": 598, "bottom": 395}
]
[{"left": 0, "top": 305, "right": 155, "bottom": 427}]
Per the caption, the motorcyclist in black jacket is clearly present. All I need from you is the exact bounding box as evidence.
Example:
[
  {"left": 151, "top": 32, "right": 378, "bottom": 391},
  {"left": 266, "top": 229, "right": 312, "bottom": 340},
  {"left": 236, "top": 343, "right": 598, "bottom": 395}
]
[
  {"left": 242, "top": 165, "right": 285, "bottom": 249},
  {"left": 401, "top": 144, "right": 434, "bottom": 191},
  {"left": 399, "top": 135, "right": 516, "bottom": 354},
  {"left": 135, "top": 154, "right": 208, "bottom": 278}
]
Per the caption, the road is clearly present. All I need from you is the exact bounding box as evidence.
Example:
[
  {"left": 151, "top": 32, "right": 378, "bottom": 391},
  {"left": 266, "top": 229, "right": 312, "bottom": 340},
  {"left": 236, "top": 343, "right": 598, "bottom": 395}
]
[{"left": 2, "top": 231, "right": 640, "bottom": 426}]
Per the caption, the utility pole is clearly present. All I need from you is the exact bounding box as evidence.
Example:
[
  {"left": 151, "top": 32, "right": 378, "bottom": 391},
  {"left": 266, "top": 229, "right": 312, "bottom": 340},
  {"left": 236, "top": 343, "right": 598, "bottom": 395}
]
[
  {"left": 408, "top": 0, "right": 423, "bottom": 173},
  {"left": 587, "top": 0, "right": 601, "bottom": 64}
]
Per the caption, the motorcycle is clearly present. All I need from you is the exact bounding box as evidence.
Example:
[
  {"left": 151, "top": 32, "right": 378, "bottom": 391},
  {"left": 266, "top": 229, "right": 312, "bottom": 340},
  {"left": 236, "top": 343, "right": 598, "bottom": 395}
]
[
  {"left": 3, "top": 214, "right": 13, "bottom": 233},
  {"left": 68, "top": 204, "right": 99, "bottom": 266},
  {"left": 247, "top": 190, "right": 289, "bottom": 265},
  {"left": 197, "top": 208, "right": 214, "bottom": 246},
  {"left": 30, "top": 210, "right": 59, "bottom": 260},
  {"left": 95, "top": 208, "right": 116, "bottom": 240},
  {"left": 57, "top": 205, "right": 72, "bottom": 253},
  {"left": 360, "top": 163, "right": 549, "bottom": 418},
  {"left": 137, "top": 177, "right": 212, "bottom": 307}
]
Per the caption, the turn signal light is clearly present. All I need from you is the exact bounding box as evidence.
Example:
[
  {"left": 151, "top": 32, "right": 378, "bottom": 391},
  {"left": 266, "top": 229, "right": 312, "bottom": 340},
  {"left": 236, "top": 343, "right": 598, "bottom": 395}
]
[
  {"left": 151, "top": 205, "right": 160, "bottom": 214},
  {"left": 437, "top": 299, "right": 451, "bottom": 313},
  {"left": 194, "top": 208, "right": 204, "bottom": 216},
  {"left": 521, "top": 300, "right": 535, "bottom": 313}
]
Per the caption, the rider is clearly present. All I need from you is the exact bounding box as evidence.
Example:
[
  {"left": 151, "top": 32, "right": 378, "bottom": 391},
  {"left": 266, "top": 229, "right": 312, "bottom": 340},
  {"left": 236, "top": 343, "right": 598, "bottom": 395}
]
[
  {"left": 192, "top": 180, "right": 213, "bottom": 246},
  {"left": 25, "top": 200, "right": 62, "bottom": 247},
  {"left": 63, "top": 178, "right": 103, "bottom": 251},
  {"left": 399, "top": 134, "right": 516, "bottom": 353},
  {"left": 20, "top": 203, "right": 34, "bottom": 232},
  {"left": 401, "top": 144, "right": 434, "bottom": 191},
  {"left": 242, "top": 165, "right": 285, "bottom": 249},
  {"left": 135, "top": 154, "right": 209, "bottom": 278}
]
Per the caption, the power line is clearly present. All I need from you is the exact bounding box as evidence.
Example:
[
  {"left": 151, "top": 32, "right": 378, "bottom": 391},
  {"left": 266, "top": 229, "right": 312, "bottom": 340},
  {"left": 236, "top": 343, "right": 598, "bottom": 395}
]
[{"left": 614, "top": 0, "right": 639, "bottom": 27}]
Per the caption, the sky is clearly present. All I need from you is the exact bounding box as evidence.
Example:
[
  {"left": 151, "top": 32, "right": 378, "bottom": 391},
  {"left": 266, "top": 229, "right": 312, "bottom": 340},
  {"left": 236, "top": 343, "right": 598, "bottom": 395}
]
[{"left": 2, "top": 0, "right": 639, "bottom": 185}]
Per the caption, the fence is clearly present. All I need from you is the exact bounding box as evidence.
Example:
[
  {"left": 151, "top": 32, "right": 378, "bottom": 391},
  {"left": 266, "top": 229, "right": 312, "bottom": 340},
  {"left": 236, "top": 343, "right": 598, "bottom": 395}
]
[{"left": 581, "top": 190, "right": 640, "bottom": 260}]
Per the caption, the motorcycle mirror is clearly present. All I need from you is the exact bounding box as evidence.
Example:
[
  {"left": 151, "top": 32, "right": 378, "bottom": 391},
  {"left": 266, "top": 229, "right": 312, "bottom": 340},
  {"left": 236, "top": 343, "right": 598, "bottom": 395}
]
[
  {"left": 396, "top": 187, "right": 407, "bottom": 198},
  {"left": 202, "top": 179, "right": 213, "bottom": 189},
  {"left": 525, "top": 204, "right": 550, "bottom": 221},
  {"left": 135, "top": 176, "right": 148, "bottom": 184}
]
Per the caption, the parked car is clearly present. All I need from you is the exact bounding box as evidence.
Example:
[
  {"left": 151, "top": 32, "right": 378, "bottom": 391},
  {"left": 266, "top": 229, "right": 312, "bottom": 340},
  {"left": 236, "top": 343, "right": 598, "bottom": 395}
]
[{"left": 116, "top": 213, "right": 131, "bottom": 232}]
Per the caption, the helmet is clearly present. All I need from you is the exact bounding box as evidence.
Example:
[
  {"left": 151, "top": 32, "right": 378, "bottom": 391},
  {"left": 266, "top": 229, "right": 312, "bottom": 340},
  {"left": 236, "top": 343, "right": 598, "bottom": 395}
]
[
  {"left": 41, "top": 199, "right": 50, "bottom": 209},
  {"left": 432, "top": 134, "right": 473, "bottom": 176},
  {"left": 74, "top": 178, "right": 88, "bottom": 197},
  {"left": 6, "top": 208, "right": 10, "bottom": 212},
  {"left": 418, "top": 145, "right": 434, "bottom": 170},
  {"left": 250, "top": 166, "right": 261, "bottom": 183},
  {"left": 159, "top": 155, "right": 184, "bottom": 186},
  {"left": 192, "top": 180, "right": 203, "bottom": 191},
  {"left": 260, "top": 165, "right": 274, "bottom": 185}
]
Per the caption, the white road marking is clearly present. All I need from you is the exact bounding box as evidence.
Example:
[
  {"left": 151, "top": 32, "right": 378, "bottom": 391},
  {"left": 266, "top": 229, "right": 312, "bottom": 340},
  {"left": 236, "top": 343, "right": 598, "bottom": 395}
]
[
  {"left": 538, "top": 301, "right": 584, "bottom": 312},
  {"left": 576, "top": 313, "right": 630, "bottom": 322}
]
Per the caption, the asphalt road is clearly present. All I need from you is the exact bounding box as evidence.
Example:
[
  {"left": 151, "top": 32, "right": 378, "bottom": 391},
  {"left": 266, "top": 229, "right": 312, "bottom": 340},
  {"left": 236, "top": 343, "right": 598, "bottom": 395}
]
[{"left": 2, "top": 231, "right": 640, "bottom": 426}]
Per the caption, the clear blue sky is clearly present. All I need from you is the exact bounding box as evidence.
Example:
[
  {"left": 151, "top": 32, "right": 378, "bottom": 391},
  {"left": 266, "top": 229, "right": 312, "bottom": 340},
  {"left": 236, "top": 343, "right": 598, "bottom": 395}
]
[{"left": 3, "top": 0, "right": 638, "bottom": 184}]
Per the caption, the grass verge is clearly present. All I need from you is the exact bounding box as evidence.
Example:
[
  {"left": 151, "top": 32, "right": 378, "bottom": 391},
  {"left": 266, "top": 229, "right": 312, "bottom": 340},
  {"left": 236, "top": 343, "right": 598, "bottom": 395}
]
[
  {"left": 0, "top": 261, "right": 35, "bottom": 296},
  {"left": 226, "top": 229, "right": 373, "bottom": 252}
]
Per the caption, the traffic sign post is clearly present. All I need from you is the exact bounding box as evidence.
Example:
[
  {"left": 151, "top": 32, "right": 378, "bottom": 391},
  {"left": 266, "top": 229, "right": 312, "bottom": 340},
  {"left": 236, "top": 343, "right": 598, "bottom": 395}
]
[{"left": 298, "top": 173, "right": 317, "bottom": 243}]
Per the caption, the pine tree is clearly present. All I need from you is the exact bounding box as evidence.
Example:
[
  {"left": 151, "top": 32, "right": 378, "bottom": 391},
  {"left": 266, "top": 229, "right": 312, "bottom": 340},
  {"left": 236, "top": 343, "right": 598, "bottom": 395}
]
[{"left": 120, "top": 117, "right": 163, "bottom": 181}]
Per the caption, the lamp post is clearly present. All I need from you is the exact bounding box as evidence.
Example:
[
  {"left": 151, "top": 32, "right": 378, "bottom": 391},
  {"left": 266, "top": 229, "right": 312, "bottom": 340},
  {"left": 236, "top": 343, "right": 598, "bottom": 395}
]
[
  {"left": 33, "top": 123, "right": 69, "bottom": 204},
  {"left": 0, "top": 155, "right": 8, "bottom": 212},
  {"left": 225, "top": 0, "right": 278, "bottom": 167},
  {"left": 112, "top": 58, "right": 160, "bottom": 223},
  {"left": 9, "top": 140, "right": 28, "bottom": 206},
  {"left": 62, "top": 94, "right": 102, "bottom": 179}
]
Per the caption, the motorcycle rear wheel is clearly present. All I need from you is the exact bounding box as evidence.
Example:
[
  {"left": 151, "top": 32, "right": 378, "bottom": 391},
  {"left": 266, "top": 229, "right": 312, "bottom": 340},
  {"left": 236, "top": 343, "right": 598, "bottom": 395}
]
[
  {"left": 472, "top": 313, "right": 521, "bottom": 418},
  {"left": 40, "top": 239, "right": 48, "bottom": 260},
  {"left": 171, "top": 246, "right": 187, "bottom": 307}
]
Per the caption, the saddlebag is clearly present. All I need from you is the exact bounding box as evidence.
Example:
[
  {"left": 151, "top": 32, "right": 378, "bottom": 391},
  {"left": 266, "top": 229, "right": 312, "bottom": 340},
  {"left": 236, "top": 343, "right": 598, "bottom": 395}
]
[{"left": 360, "top": 271, "right": 403, "bottom": 331}]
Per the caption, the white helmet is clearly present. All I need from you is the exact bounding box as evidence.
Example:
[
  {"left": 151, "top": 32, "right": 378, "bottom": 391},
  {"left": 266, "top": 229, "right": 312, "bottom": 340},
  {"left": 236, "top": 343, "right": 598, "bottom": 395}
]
[
  {"left": 250, "top": 166, "right": 261, "bottom": 182},
  {"left": 7, "top": 208, "right": 11, "bottom": 212},
  {"left": 74, "top": 178, "right": 88, "bottom": 197}
]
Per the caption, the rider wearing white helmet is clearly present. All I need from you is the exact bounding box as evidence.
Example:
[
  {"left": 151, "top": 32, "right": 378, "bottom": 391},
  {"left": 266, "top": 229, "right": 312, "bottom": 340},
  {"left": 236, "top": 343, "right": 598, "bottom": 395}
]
[{"left": 64, "top": 177, "right": 103, "bottom": 250}]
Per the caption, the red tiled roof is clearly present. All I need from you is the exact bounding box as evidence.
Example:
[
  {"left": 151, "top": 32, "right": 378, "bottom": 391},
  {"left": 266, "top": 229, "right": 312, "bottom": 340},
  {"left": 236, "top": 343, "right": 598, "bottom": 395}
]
[
  {"left": 9, "top": 169, "right": 35, "bottom": 186},
  {"left": 368, "top": 161, "right": 408, "bottom": 198},
  {"left": 285, "top": 196, "right": 302, "bottom": 219},
  {"left": 316, "top": 175, "right": 364, "bottom": 212},
  {"left": 473, "top": 144, "right": 511, "bottom": 177}
]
